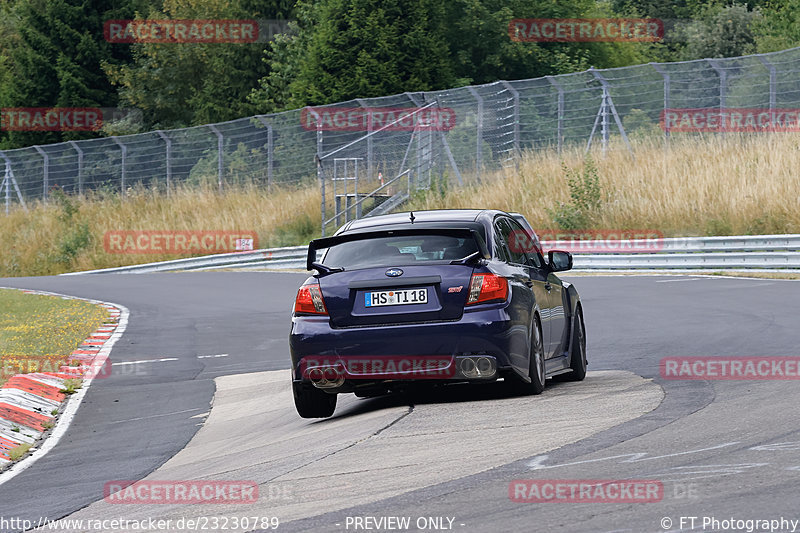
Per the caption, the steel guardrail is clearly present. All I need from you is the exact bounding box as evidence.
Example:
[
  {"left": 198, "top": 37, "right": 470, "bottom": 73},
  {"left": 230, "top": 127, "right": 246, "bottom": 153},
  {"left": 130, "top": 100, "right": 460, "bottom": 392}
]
[{"left": 64, "top": 234, "right": 800, "bottom": 274}]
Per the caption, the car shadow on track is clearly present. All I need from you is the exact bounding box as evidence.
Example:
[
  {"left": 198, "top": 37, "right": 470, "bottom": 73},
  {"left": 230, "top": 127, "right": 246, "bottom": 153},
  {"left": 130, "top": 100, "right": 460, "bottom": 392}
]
[{"left": 318, "top": 378, "right": 574, "bottom": 423}]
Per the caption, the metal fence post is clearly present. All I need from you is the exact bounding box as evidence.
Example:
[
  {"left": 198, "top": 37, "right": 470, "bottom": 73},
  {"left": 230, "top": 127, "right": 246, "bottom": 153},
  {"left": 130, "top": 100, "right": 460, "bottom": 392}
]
[
  {"left": 756, "top": 55, "right": 776, "bottom": 111},
  {"left": 156, "top": 130, "right": 172, "bottom": 195},
  {"left": 407, "top": 92, "right": 424, "bottom": 189},
  {"left": 467, "top": 87, "right": 484, "bottom": 179},
  {"left": 0, "top": 151, "right": 25, "bottom": 212},
  {"left": 708, "top": 60, "right": 727, "bottom": 137},
  {"left": 500, "top": 81, "right": 520, "bottom": 169},
  {"left": 651, "top": 63, "right": 670, "bottom": 143},
  {"left": 112, "top": 137, "right": 127, "bottom": 196},
  {"left": 589, "top": 69, "right": 633, "bottom": 157},
  {"left": 432, "top": 94, "right": 464, "bottom": 186},
  {"left": 267, "top": 123, "right": 273, "bottom": 190},
  {"left": 546, "top": 76, "right": 564, "bottom": 153},
  {"left": 356, "top": 99, "right": 373, "bottom": 180},
  {"left": 208, "top": 125, "right": 224, "bottom": 192},
  {"left": 304, "top": 107, "right": 326, "bottom": 236},
  {"left": 2, "top": 156, "right": 8, "bottom": 215},
  {"left": 68, "top": 141, "right": 84, "bottom": 195},
  {"left": 33, "top": 145, "right": 49, "bottom": 201},
  {"left": 254, "top": 116, "right": 273, "bottom": 189}
]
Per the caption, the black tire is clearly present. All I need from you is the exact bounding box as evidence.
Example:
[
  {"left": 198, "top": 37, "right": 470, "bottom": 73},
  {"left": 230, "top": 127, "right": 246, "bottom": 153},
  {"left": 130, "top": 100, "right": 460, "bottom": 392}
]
[
  {"left": 507, "top": 315, "right": 546, "bottom": 395},
  {"left": 293, "top": 382, "right": 337, "bottom": 418},
  {"left": 565, "top": 308, "right": 587, "bottom": 381}
]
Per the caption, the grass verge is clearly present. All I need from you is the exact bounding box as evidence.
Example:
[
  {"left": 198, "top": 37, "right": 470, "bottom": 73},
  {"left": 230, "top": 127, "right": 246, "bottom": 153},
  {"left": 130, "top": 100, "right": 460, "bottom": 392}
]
[
  {"left": 0, "top": 183, "right": 321, "bottom": 277},
  {"left": 0, "top": 289, "right": 109, "bottom": 386}
]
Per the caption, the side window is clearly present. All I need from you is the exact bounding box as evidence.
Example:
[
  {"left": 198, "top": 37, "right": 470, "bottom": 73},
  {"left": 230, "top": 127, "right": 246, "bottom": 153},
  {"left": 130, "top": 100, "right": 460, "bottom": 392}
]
[
  {"left": 492, "top": 223, "right": 509, "bottom": 262},
  {"left": 496, "top": 218, "right": 529, "bottom": 265},
  {"left": 508, "top": 219, "right": 543, "bottom": 268}
]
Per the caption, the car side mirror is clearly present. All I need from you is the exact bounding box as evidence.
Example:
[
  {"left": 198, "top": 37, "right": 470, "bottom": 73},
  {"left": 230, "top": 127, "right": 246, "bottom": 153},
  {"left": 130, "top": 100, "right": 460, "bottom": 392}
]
[{"left": 548, "top": 250, "right": 573, "bottom": 272}]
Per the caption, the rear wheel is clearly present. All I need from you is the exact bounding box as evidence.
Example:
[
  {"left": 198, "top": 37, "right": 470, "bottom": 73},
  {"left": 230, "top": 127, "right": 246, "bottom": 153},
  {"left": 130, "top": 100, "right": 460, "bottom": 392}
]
[
  {"left": 565, "top": 308, "right": 587, "bottom": 381},
  {"left": 293, "top": 382, "right": 337, "bottom": 418},
  {"left": 507, "top": 315, "right": 546, "bottom": 395}
]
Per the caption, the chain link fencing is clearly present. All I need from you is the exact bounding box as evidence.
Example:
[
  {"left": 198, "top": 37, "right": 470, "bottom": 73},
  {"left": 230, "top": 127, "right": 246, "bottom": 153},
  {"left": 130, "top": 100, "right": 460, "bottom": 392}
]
[{"left": 3, "top": 46, "right": 800, "bottom": 231}]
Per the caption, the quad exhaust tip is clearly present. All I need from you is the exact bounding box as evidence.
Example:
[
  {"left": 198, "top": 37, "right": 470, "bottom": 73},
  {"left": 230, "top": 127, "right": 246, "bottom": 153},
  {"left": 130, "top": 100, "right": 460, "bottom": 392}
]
[
  {"left": 308, "top": 366, "right": 345, "bottom": 389},
  {"left": 457, "top": 355, "right": 497, "bottom": 379}
]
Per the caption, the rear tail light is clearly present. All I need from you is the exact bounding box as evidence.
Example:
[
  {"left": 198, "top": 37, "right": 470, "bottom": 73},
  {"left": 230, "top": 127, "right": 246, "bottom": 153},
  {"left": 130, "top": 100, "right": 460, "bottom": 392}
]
[
  {"left": 466, "top": 273, "right": 508, "bottom": 305},
  {"left": 294, "top": 281, "right": 328, "bottom": 315}
]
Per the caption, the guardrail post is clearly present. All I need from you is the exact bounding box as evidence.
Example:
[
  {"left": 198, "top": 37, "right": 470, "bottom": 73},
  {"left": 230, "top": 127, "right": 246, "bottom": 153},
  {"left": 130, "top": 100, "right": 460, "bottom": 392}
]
[
  {"left": 209, "top": 125, "right": 224, "bottom": 192},
  {"left": 467, "top": 87, "right": 484, "bottom": 179},
  {"left": 156, "top": 130, "right": 172, "bottom": 196},
  {"left": 112, "top": 137, "right": 127, "bottom": 197},
  {"left": 546, "top": 76, "right": 564, "bottom": 153},
  {"left": 68, "top": 141, "right": 84, "bottom": 195},
  {"left": 33, "top": 145, "right": 49, "bottom": 201},
  {"left": 500, "top": 81, "right": 521, "bottom": 169}
]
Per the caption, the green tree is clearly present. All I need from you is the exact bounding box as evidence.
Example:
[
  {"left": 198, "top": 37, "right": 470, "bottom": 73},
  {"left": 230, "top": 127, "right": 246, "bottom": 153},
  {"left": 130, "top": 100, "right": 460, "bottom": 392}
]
[
  {"left": 753, "top": 0, "right": 800, "bottom": 52},
  {"left": 249, "top": 10, "right": 313, "bottom": 113},
  {"left": 675, "top": 3, "right": 761, "bottom": 60},
  {"left": 251, "top": 0, "right": 457, "bottom": 112},
  {"left": 0, "top": 0, "right": 20, "bottom": 148},
  {"left": 107, "top": 0, "right": 295, "bottom": 129},
  {"left": 442, "top": 0, "right": 650, "bottom": 86},
  {"left": 2, "top": 0, "right": 144, "bottom": 148}
]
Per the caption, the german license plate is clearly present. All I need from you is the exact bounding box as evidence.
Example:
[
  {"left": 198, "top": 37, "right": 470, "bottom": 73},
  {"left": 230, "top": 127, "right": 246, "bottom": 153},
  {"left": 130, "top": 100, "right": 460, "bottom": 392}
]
[{"left": 365, "top": 288, "right": 428, "bottom": 307}]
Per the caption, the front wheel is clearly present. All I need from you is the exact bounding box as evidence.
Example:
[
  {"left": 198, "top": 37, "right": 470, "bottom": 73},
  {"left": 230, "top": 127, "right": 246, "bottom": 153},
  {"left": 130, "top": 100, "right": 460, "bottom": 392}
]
[
  {"left": 293, "top": 382, "right": 337, "bottom": 418},
  {"left": 564, "top": 308, "right": 587, "bottom": 381}
]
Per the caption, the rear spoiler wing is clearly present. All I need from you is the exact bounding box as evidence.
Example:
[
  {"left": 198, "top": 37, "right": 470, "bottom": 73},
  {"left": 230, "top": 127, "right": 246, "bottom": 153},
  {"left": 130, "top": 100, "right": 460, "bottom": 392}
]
[{"left": 306, "top": 228, "right": 491, "bottom": 272}]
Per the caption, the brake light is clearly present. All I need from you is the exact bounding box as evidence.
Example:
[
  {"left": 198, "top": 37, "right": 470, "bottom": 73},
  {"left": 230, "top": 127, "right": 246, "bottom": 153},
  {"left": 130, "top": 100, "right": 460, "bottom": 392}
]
[
  {"left": 466, "top": 273, "right": 509, "bottom": 305},
  {"left": 294, "top": 282, "right": 328, "bottom": 315}
]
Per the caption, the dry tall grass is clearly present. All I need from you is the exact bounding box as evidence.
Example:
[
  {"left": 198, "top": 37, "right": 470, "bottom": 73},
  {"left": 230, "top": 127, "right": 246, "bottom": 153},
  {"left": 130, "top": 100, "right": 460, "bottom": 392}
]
[
  {"left": 0, "top": 184, "right": 321, "bottom": 277},
  {"left": 409, "top": 133, "right": 800, "bottom": 237},
  {"left": 2, "top": 133, "right": 799, "bottom": 277}
]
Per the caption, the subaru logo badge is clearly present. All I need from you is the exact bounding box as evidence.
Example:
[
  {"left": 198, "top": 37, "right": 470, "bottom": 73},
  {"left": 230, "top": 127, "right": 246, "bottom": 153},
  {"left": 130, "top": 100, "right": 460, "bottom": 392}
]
[{"left": 385, "top": 268, "right": 403, "bottom": 277}]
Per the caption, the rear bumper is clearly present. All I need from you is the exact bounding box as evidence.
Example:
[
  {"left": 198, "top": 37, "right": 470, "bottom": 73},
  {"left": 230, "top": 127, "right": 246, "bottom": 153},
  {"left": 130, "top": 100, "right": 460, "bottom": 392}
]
[{"left": 289, "top": 304, "right": 526, "bottom": 383}]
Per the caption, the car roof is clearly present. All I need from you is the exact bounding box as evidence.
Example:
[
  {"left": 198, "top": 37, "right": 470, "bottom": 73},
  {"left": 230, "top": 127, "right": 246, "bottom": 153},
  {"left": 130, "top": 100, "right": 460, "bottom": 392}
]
[{"left": 336, "top": 209, "right": 508, "bottom": 235}]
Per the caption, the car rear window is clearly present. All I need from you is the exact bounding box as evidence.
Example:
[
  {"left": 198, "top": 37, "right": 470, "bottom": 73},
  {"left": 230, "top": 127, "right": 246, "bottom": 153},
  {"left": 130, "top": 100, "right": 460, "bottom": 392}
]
[{"left": 321, "top": 234, "right": 479, "bottom": 270}]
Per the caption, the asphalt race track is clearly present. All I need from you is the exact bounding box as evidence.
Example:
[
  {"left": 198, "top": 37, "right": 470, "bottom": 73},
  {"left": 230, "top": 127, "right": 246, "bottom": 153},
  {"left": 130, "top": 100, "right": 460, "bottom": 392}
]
[{"left": 1, "top": 272, "right": 799, "bottom": 533}]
